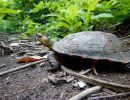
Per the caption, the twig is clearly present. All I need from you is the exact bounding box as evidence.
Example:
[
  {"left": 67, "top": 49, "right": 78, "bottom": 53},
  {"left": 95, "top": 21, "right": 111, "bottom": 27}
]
[
  {"left": 69, "top": 86, "right": 102, "bottom": 100},
  {"left": 92, "top": 66, "right": 98, "bottom": 75},
  {"left": 61, "top": 66, "right": 130, "bottom": 91},
  {"left": 0, "top": 42, "right": 13, "bottom": 52},
  {"left": 60, "top": 92, "right": 64, "bottom": 99},
  {"left": 66, "top": 68, "right": 92, "bottom": 82},
  {"left": 90, "top": 92, "right": 107, "bottom": 97},
  {"left": 25, "top": 51, "right": 50, "bottom": 56},
  {"left": 88, "top": 92, "right": 130, "bottom": 100},
  {"left": 0, "top": 42, "right": 13, "bottom": 56},
  {"left": 1, "top": 49, "right": 4, "bottom": 56},
  {"left": 79, "top": 68, "right": 92, "bottom": 75},
  {"left": 0, "top": 59, "right": 47, "bottom": 77},
  {"left": 103, "top": 88, "right": 116, "bottom": 95}
]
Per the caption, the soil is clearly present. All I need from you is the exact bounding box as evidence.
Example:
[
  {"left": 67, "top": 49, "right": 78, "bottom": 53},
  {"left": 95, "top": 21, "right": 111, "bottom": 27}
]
[
  {"left": 0, "top": 56, "right": 80, "bottom": 100},
  {"left": 87, "top": 69, "right": 130, "bottom": 86},
  {"left": 0, "top": 35, "right": 130, "bottom": 100}
]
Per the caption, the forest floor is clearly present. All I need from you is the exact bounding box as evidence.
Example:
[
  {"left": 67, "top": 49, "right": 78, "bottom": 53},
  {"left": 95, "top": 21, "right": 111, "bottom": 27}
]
[{"left": 0, "top": 34, "right": 130, "bottom": 100}]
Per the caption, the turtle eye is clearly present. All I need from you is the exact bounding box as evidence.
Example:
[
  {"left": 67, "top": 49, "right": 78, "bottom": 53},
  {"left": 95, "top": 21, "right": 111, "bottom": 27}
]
[
  {"left": 39, "top": 35, "right": 42, "bottom": 38},
  {"left": 36, "top": 33, "right": 42, "bottom": 38}
]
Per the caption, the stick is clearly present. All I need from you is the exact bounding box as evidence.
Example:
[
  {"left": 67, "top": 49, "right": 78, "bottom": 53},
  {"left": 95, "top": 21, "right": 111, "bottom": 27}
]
[
  {"left": 61, "top": 66, "right": 130, "bottom": 91},
  {"left": 103, "top": 88, "right": 116, "bottom": 95},
  {"left": 69, "top": 86, "right": 102, "bottom": 100},
  {"left": 92, "top": 66, "right": 98, "bottom": 75},
  {"left": 66, "top": 68, "right": 92, "bottom": 83},
  {"left": 0, "top": 42, "right": 13, "bottom": 51},
  {"left": 0, "top": 59, "right": 47, "bottom": 77},
  {"left": 88, "top": 92, "right": 130, "bottom": 100},
  {"left": 79, "top": 68, "right": 92, "bottom": 75},
  {"left": 25, "top": 51, "right": 50, "bottom": 56}
]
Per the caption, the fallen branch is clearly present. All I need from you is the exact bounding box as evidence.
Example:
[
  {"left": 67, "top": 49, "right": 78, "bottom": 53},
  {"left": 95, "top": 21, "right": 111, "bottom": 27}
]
[
  {"left": 61, "top": 66, "right": 130, "bottom": 91},
  {"left": 69, "top": 86, "right": 102, "bottom": 100},
  {"left": 0, "top": 59, "right": 47, "bottom": 77},
  {"left": 88, "top": 92, "right": 130, "bottom": 100}
]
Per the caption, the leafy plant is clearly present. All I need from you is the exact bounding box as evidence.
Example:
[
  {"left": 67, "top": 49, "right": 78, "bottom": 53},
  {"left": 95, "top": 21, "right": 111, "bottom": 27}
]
[
  {"left": 44, "top": 0, "right": 114, "bottom": 38},
  {"left": 0, "top": 0, "right": 130, "bottom": 39},
  {"left": 0, "top": 0, "right": 19, "bottom": 33}
]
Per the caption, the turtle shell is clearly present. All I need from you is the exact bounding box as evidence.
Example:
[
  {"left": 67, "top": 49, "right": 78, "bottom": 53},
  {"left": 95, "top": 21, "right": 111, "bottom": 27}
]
[{"left": 53, "top": 31, "right": 130, "bottom": 64}]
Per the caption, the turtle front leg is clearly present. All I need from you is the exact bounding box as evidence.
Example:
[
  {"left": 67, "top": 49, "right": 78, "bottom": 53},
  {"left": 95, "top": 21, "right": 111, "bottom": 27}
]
[{"left": 47, "top": 52, "right": 60, "bottom": 72}]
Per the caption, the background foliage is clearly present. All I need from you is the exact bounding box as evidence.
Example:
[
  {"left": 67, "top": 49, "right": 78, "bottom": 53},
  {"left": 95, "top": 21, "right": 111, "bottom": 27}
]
[{"left": 0, "top": 0, "right": 130, "bottom": 39}]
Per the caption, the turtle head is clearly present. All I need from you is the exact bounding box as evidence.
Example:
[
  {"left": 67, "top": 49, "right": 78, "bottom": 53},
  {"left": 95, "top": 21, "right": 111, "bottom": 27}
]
[
  {"left": 36, "top": 33, "right": 53, "bottom": 51},
  {"left": 36, "top": 33, "right": 48, "bottom": 45}
]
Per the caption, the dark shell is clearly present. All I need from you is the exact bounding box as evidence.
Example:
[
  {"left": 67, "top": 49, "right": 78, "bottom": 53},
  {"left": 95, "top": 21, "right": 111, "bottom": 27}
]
[{"left": 53, "top": 31, "right": 130, "bottom": 63}]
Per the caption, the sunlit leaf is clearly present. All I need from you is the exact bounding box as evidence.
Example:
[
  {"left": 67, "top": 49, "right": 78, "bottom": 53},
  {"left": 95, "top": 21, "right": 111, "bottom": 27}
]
[
  {"left": 56, "top": 22, "right": 70, "bottom": 30},
  {"left": 91, "top": 13, "right": 114, "bottom": 20},
  {"left": 31, "top": 1, "right": 44, "bottom": 12},
  {"left": 0, "top": 8, "right": 18, "bottom": 14},
  {"left": 67, "top": 5, "right": 79, "bottom": 20},
  {"left": 88, "top": 0, "right": 100, "bottom": 11},
  {"left": 74, "top": 21, "right": 82, "bottom": 32}
]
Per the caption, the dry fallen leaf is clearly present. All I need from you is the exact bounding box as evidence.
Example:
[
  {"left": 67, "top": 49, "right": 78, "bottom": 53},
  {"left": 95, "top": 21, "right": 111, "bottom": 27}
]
[{"left": 16, "top": 55, "right": 47, "bottom": 63}]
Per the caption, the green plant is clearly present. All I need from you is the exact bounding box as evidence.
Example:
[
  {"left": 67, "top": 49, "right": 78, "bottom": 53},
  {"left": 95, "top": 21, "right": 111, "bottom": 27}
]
[
  {"left": 0, "top": 0, "right": 19, "bottom": 33},
  {"left": 0, "top": 0, "right": 130, "bottom": 39},
  {"left": 18, "top": 16, "right": 44, "bottom": 38},
  {"left": 91, "top": 0, "right": 130, "bottom": 30},
  {"left": 44, "top": 0, "right": 114, "bottom": 38}
]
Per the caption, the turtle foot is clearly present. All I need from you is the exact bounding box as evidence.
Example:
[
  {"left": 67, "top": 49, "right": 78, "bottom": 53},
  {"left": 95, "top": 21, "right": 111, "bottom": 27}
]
[{"left": 47, "top": 52, "right": 60, "bottom": 72}]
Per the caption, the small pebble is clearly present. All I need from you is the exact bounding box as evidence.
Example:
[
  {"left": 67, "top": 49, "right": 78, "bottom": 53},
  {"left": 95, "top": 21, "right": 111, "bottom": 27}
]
[{"left": 74, "top": 81, "right": 87, "bottom": 89}]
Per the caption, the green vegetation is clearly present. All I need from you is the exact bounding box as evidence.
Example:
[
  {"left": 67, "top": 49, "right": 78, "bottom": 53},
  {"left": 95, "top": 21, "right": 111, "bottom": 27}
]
[{"left": 0, "top": 0, "right": 130, "bottom": 39}]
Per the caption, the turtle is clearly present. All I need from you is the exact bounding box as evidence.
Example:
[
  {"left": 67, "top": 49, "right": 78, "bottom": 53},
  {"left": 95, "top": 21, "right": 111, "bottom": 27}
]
[{"left": 36, "top": 31, "right": 130, "bottom": 72}]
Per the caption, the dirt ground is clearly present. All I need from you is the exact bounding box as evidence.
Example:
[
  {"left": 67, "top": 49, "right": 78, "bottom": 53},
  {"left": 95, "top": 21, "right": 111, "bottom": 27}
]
[
  {"left": 0, "top": 35, "right": 130, "bottom": 100},
  {"left": 0, "top": 56, "right": 81, "bottom": 100}
]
